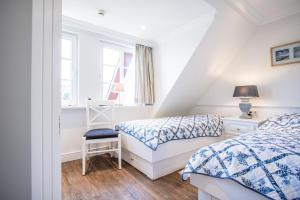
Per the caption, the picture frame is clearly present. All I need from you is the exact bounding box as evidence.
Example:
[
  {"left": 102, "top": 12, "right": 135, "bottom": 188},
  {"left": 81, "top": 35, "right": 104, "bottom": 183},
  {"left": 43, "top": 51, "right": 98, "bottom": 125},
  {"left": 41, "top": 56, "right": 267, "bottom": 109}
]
[{"left": 270, "top": 41, "right": 300, "bottom": 66}]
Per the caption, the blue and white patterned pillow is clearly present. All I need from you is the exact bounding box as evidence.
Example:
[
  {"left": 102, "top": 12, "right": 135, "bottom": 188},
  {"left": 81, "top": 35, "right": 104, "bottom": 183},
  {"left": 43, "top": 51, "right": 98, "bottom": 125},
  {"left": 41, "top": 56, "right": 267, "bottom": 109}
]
[{"left": 259, "top": 113, "right": 300, "bottom": 133}]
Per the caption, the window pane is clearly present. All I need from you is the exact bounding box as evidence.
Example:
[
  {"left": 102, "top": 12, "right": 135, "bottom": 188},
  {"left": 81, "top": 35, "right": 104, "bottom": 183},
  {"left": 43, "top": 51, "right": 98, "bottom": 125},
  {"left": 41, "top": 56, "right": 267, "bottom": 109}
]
[
  {"left": 122, "top": 66, "right": 135, "bottom": 105},
  {"left": 124, "top": 52, "right": 133, "bottom": 68},
  {"left": 103, "top": 83, "right": 109, "bottom": 99},
  {"left": 61, "top": 59, "right": 72, "bottom": 80},
  {"left": 108, "top": 92, "right": 118, "bottom": 101},
  {"left": 61, "top": 80, "right": 72, "bottom": 104},
  {"left": 62, "top": 39, "right": 72, "bottom": 59},
  {"left": 103, "top": 48, "right": 121, "bottom": 65},
  {"left": 61, "top": 33, "right": 77, "bottom": 106},
  {"left": 101, "top": 42, "right": 135, "bottom": 104},
  {"left": 103, "top": 66, "right": 116, "bottom": 83}
]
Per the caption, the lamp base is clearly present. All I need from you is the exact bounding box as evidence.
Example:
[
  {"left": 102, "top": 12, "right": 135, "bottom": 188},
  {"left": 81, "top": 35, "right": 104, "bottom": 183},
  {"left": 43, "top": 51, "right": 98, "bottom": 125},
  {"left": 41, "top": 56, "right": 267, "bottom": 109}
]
[{"left": 239, "top": 99, "right": 252, "bottom": 119}]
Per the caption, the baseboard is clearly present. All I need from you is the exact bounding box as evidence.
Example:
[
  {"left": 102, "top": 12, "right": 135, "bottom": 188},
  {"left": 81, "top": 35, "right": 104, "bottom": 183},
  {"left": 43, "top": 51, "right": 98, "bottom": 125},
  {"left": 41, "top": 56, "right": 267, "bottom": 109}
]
[
  {"left": 61, "top": 148, "right": 117, "bottom": 163},
  {"left": 61, "top": 151, "right": 82, "bottom": 163}
]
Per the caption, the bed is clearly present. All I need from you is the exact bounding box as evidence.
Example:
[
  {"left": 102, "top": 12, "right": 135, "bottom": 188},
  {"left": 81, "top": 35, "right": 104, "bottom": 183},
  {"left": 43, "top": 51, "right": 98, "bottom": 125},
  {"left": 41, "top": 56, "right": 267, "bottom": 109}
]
[
  {"left": 182, "top": 113, "right": 300, "bottom": 200},
  {"left": 117, "top": 114, "right": 224, "bottom": 180}
]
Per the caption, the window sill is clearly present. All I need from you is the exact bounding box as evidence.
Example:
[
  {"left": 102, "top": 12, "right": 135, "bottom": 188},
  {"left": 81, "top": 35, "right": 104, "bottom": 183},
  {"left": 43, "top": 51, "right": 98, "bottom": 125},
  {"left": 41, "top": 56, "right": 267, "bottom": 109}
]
[
  {"left": 61, "top": 105, "right": 85, "bottom": 110},
  {"left": 61, "top": 104, "right": 152, "bottom": 110}
]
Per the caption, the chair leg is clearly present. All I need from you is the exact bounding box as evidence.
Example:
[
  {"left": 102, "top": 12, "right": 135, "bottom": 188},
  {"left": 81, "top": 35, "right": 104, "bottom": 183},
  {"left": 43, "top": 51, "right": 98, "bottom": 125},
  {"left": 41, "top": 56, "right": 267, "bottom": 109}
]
[
  {"left": 82, "top": 138, "right": 86, "bottom": 175},
  {"left": 113, "top": 142, "right": 118, "bottom": 158},
  {"left": 87, "top": 144, "right": 91, "bottom": 161},
  {"left": 110, "top": 142, "right": 114, "bottom": 158},
  {"left": 118, "top": 135, "right": 122, "bottom": 169}
]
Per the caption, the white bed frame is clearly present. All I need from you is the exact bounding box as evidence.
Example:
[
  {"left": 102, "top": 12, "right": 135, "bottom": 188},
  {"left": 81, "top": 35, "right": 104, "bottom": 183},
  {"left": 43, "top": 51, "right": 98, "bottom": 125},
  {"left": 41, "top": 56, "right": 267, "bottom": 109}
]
[
  {"left": 190, "top": 173, "right": 269, "bottom": 200},
  {"left": 120, "top": 130, "right": 225, "bottom": 180}
]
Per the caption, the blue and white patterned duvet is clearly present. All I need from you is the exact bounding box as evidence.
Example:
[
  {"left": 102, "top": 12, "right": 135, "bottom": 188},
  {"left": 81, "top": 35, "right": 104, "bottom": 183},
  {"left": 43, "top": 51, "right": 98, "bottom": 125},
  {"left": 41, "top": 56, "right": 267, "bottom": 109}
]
[
  {"left": 118, "top": 114, "right": 223, "bottom": 150},
  {"left": 182, "top": 113, "right": 300, "bottom": 200}
]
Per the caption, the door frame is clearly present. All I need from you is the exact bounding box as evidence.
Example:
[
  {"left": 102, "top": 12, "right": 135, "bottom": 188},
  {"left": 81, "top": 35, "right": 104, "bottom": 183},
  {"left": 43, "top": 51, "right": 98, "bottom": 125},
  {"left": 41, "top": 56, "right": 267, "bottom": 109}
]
[{"left": 31, "top": 0, "right": 61, "bottom": 199}]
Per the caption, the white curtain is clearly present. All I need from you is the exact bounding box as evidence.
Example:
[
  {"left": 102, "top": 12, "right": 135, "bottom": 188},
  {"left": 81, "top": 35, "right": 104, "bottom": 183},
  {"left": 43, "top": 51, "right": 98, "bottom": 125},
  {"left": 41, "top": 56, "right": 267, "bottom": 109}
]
[{"left": 135, "top": 44, "right": 154, "bottom": 105}]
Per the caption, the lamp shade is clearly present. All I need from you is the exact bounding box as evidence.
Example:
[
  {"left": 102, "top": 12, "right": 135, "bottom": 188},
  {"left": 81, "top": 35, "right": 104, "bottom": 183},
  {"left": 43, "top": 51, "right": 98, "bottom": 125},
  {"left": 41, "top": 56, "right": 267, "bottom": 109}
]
[{"left": 233, "top": 85, "right": 259, "bottom": 97}]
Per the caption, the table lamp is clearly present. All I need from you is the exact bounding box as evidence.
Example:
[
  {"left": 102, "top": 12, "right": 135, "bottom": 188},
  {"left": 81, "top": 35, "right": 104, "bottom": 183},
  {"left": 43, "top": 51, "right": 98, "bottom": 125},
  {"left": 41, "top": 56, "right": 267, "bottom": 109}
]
[{"left": 233, "top": 85, "right": 259, "bottom": 119}]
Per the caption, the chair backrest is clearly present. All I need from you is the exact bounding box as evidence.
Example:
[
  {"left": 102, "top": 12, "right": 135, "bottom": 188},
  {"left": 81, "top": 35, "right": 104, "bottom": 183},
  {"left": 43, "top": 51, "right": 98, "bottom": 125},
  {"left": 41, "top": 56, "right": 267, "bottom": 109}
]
[{"left": 86, "top": 99, "right": 115, "bottom": 131}]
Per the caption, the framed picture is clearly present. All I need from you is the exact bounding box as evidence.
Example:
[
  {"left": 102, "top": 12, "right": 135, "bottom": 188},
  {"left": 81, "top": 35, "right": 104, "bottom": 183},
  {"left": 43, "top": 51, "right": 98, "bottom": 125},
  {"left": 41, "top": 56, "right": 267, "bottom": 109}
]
[{"left": 271, "top": 41, "right": 300, "bottom": 66}]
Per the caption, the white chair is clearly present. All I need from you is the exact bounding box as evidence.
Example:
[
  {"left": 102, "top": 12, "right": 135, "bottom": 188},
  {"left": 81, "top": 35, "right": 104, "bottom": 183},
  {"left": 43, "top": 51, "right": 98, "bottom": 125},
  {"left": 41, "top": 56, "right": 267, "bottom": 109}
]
[{"left": 82, "top": 99, "right": 121, "bottom": 175}]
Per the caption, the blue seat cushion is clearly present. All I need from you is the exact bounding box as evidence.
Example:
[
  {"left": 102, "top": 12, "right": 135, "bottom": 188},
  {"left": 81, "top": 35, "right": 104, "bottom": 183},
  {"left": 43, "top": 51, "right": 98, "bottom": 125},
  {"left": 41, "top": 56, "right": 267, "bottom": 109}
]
[{"left": 84, "top": 128, "right": 118, "bottom": 140}]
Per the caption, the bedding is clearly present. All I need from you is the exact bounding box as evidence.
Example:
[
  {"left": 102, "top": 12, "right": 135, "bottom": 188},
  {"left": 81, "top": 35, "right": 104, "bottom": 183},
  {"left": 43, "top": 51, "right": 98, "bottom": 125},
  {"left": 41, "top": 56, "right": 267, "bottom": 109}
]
[
  {"left": 118, "top": 114, "right": 223, "bottom": 150},
  {"left": 182, "top": 113, "right": 300, "bottom": 200}
]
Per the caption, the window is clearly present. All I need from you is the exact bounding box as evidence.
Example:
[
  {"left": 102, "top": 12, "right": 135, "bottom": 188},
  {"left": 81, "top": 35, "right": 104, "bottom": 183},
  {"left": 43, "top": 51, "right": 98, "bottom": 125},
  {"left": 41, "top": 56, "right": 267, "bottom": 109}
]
[
  {"left": 61, "top": 33, "right": 78, "bottom": 106},
  {"left": 101, "top": 42, "right": 135, "bottom": 105}
]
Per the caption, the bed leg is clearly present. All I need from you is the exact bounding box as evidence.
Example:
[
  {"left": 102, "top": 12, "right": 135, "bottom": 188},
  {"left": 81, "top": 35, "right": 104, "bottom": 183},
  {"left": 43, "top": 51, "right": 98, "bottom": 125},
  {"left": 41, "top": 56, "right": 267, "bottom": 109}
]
[{"left": 198, "top": 189, "right": 211, "bottom": 200}]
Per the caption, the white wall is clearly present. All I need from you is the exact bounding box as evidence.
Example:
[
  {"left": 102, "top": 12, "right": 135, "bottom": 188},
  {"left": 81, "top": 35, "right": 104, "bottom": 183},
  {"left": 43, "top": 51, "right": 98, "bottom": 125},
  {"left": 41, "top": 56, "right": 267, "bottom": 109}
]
[
  {"left": 0, "top": 0, "right": 32, "bottom": 199},
  {"left": 61, "top": 106, "right": 151, "bottom": 162},
  {"left": 195, "top": 13, "right": 300, "bottom": 118}
]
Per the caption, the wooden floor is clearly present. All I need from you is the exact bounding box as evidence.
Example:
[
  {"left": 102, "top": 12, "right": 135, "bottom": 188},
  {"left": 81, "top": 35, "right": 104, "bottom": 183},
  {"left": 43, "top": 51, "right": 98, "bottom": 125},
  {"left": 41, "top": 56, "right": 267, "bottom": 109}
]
[{"left": 62, "top": 154, "right": 197, "bottom": 200}]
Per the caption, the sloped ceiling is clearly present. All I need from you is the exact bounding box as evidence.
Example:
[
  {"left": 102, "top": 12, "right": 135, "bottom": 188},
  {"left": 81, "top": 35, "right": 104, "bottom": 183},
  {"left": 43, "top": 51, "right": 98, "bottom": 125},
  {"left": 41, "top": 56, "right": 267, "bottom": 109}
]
[
  {"left": 153, "top": 0, "right": 256, "bottom": 117},
  {"left": 152, "top": 11, "right": 216, "bottom": 117},
  {"left": 152, "top": 0, "right": 300, "bottom": 117}
]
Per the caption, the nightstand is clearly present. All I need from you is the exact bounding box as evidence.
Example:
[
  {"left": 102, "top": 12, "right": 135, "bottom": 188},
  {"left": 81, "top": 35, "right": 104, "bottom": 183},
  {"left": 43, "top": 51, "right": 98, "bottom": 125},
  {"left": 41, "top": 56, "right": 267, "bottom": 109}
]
[{"left": 223, "top": 117, "right": 266, "bottom": 139}]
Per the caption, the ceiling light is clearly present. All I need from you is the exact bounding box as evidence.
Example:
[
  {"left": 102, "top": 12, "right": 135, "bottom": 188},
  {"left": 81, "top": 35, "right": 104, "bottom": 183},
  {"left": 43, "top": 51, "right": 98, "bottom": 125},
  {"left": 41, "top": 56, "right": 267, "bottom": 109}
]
[
  {"left": 98, "top": 9, "right": 105, "bottom": 16},
  {"left": 141, "top": 25, "right": 147, "bottom": 31}
]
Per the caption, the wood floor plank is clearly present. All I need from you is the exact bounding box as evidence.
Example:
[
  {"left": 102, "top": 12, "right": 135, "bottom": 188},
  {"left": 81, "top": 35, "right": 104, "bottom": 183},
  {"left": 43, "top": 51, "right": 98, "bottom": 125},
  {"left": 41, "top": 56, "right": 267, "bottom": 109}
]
[{"left": 62, "top": 154, "right": 197, "bottom": 200}]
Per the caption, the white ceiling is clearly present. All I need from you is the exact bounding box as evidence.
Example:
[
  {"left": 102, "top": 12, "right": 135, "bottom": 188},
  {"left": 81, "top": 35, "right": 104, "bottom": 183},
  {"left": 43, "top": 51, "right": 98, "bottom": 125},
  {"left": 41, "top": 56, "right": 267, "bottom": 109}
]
[
  {"left": 62, "top": 0, "right": 213, "bottom": 40},
  {"left": 227, "top": 0, "right": 300, "bottom": 25}
]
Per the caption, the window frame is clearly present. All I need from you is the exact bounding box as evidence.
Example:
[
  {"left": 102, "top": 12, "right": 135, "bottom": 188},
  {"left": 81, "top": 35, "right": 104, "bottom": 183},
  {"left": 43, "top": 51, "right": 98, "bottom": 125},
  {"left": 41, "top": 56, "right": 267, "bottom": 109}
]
[
  {"left": 61, "top": 32, "right": 78, "bottom": 106},
  {"left": 99, "top": 40, "right": 135, "bottom": 104}
]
